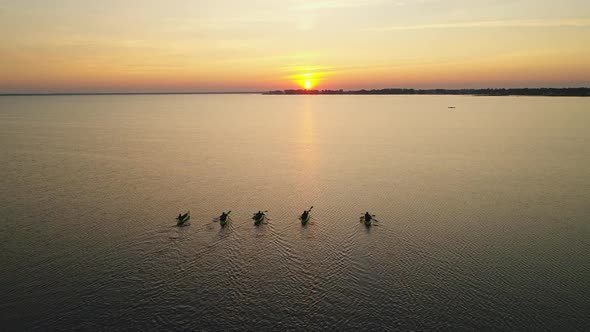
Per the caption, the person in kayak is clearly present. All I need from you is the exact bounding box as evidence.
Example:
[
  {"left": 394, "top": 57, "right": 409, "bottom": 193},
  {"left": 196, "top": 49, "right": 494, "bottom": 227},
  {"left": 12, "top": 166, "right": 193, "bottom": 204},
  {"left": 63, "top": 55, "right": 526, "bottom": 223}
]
[
  {"left": 178, "top": 213, "right": 182, "bottom": 220},
  {"left": 301, "top": 210, "right": 309, "bottom": 220},
  {"left": 220, "top": 212, "right": 228, "bottom": 221},
  {"left": 254, "top": 211, "right": 263, "bottom": 219},
  {"left": 364, "top": 212, "right": 372, "bottom": 222}
]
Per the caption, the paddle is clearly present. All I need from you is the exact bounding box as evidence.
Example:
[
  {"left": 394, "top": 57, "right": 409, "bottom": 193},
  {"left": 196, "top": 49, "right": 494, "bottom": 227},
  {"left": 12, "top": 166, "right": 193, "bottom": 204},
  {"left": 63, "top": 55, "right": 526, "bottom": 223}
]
[{"left": 262, "top": 211, "right": 271, "bottom": 222}]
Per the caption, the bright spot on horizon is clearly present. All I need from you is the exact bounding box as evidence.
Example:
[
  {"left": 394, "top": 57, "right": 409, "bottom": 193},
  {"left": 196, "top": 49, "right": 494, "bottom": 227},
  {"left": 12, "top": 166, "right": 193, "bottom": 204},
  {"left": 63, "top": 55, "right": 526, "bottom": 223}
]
[{"left": 294, "top": 72, "right": 319, "bottom": 89}]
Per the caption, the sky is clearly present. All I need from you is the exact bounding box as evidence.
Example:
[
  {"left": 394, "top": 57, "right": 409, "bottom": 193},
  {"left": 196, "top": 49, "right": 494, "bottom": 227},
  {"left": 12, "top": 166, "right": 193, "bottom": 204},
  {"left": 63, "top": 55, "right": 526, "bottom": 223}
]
[{"left": 1, "top": 0, "right": 589, "bottom": 93}]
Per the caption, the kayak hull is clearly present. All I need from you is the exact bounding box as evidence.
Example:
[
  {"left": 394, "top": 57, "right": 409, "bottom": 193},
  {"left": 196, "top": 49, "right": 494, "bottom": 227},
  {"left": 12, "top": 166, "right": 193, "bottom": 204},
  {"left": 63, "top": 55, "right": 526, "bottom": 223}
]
[
  {"left": 301, "top": 215, "right": 310, "bottom": 225},
  {"left": 219, "top": 211, "right": 231, "bottom": 227},
  {"left": 253, "top": 215, "right": 265, "bottom": 225},
  {"left": 176, "top": 211, "right": 191, "bottom": 226}
]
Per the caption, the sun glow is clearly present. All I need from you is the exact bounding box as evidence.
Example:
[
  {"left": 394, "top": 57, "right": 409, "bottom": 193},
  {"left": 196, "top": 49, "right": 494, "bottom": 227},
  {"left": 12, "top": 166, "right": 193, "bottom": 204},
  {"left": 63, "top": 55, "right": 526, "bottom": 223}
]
[{"left": 292, "top": 72, "right": 321, "bottom": 90}]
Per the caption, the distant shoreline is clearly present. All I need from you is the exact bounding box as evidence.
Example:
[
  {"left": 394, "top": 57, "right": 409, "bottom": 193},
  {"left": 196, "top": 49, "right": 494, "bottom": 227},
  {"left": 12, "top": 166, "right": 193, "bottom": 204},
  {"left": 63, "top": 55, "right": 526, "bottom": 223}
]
[
  {"left": 264, "top": 88, "right": 590, "bottom": 97},
  {"left": 1, "top": 88, "right": 589, "bottom": 97}
]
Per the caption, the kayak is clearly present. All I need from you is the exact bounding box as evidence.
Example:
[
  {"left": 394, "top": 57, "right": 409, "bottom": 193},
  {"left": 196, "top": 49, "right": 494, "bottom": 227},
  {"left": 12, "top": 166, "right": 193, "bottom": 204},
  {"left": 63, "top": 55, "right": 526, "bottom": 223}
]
[
  {"left": 253, "top": 213, "right": 265, "bottom": 226},
  {"left": 301, "top": 213, "right": 311, "bottom": 225},
  {"left": 300, "top": 206, "right": 313, "bottom": 225},
  {"left": 361, "top": 215, "right": 373, "bottom": 227},
  {"left": 220, "top": 211, "right": 231, "bottom": 227},
  {"left": 176, "top": 210, "right": 191, "bottom": 226}
]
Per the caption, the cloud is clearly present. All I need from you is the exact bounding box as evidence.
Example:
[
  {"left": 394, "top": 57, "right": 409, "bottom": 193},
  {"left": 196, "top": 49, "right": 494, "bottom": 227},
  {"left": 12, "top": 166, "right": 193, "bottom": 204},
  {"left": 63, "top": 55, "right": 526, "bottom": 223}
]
[{"left": 362, "top": 18, "right": 590, "bottom": 31}]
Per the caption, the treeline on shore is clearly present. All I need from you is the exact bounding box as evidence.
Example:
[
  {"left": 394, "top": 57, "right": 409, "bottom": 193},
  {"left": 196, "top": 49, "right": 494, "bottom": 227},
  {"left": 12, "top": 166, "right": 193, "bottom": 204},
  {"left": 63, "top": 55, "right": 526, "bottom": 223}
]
[{"left": 264, "top": 88, "right": 590, "bottom": 96}]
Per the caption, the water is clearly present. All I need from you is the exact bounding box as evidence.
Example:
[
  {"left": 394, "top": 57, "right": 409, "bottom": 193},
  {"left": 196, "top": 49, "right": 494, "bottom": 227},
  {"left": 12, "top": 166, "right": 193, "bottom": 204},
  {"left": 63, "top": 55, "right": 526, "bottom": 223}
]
[{"left": 1, "top": 95, "right": 589, "bottom": 331}]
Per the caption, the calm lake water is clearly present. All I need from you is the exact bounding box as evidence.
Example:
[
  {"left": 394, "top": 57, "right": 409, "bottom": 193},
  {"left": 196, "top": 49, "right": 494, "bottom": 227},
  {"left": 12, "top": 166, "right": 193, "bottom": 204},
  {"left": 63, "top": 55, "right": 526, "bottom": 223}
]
[{"left": 1, "top": 95, "right": 589, "bottom": 331}]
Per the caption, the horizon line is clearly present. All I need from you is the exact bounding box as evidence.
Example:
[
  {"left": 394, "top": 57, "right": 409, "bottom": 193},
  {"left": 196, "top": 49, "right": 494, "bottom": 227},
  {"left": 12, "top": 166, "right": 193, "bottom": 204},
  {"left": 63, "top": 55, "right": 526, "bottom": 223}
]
[
  {"left": 1, "top": 87, "right": 589, "bottom": 97},
  {"left": 0, "top": 91, "right": 263, "bottom": 96}
]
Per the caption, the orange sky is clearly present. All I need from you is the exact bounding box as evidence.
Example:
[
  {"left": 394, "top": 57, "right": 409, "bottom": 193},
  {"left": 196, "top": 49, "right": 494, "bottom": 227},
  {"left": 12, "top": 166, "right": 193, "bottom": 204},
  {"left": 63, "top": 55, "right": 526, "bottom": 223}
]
[{"left": 1, "top": 1, "right": 589, "bottom": 93}]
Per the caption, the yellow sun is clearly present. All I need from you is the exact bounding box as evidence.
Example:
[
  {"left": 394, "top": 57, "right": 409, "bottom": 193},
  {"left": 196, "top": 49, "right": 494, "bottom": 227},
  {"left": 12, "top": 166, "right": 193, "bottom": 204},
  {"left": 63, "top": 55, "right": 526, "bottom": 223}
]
[{"left": 292, "top": 72, "right": 320, "bottom": 89}]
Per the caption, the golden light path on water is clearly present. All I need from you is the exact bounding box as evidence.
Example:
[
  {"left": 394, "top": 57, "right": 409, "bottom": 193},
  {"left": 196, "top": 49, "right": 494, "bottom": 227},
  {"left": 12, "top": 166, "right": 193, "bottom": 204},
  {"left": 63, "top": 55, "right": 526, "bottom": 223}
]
[{"left": 297, "top": 97, "right": 317, "bottom": 191}]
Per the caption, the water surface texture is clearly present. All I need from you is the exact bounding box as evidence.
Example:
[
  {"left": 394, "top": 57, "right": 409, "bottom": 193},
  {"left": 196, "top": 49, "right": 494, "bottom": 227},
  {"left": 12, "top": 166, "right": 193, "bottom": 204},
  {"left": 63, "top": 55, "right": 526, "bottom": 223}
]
[{"left": 1, "top": 95, "right": 589, "bottom": 330}]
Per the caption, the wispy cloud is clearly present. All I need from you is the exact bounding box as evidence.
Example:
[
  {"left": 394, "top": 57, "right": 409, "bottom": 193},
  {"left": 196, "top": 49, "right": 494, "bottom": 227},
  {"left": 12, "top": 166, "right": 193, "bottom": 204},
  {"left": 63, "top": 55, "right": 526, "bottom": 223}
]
[{"left": 362, "top": 18, "right": 590, "bottom": 31}]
